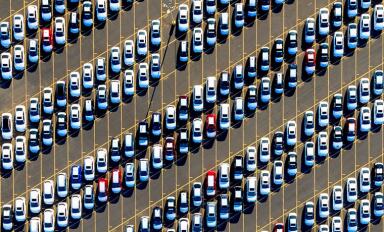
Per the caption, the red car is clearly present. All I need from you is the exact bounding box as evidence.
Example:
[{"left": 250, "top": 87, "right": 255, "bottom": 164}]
[
  {"left": 274, "top": 223, "right": 284, "bottom": 232},
  {"left": 97, "top": 178, "right": 108, "bottom": 202},
  {"left": 164, "top": 137, "right": 175, "bottom": 161},
  {"left": 205, "top": 114, "right": 216, "bottom": 138},
  {"left": 41, "top": 27, "right": 53, "bottom": 53},
  {"left": 205, "top": 170, "right": 216, "bottom": 197},
  {"left": 111, "top": 168, "right": 122, "bottom": 194},
  {"left": 305, "top": 48, "right": 316, "bottom": 75}
]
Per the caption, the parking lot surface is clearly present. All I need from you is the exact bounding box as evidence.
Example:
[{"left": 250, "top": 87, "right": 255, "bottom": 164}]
[{"left": 1, "top": 0, "right": 384, "bottom": 231}]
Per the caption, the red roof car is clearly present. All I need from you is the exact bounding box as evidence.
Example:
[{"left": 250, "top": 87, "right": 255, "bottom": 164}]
[
  {"left": 164, "top": 137, "right": 175, "bottom": 161},
  {"left": 205, "top": 170, "right": 216, "bottom": 197},
  {"left": 41, "top": 27, "right": 53, "bottom": 53},
  {"left": 274, "top": 223, "right": 284, "bottom": 232},
  {"left": 205, "top": 114, "right": 216, "bottom": 138}
]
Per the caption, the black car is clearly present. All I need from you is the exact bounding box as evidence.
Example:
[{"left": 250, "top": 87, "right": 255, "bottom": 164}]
[
  {"left": 273, "top": 73, "right": 284, "bottom": 95},
  {"left": 150, "top": 112, "right": 162, "bottom": 136},
  {"left": 286, "top": 152, "right": 297, "bottom": 176},
  {"left": 138, "top": 120, "right": 149, "bottom": 147},
  {"left": 218, "top": 194, "right": 229, "bottom": 220},
  {"left": 331, "top": 2, "right": 342, "bottom": 28},
  {"left": 84, "top": 99, "right": 94, "bottom": 122},
  {"left": 332, "top": 94, "right": 343, "bottom": 119},
  {"left": 246, "top": 85, "right": 257, "bottom": 110},
  {"left": 178, "top": 128, "right": 189, "bottom": 154},
  {"left": 69, "top": 12, "right": 80, "bottom": 35},
  {"left": 232, "top": 186, "right": 243, "bottom": 211},
  {"left": 372, "top": 70, "right": 384, "bottom": 95},
  {"left": 232, "top": 155, "right": 244, "bottom": 180},
  {"left": 55, "top": 81, "right": 67, "bottom": 107},
  {"left": 274, "top": 39, "right": 284, "bottom": 63},
  {"left": 81, "top": 1, "right": 93, "bottom": 27},
  {"left": 110, "top": 138, "right": 121, "bottom": 162},
  {"left": 287, "top": 30, "right": 298, "bottom": 55},
  {"left": 29, "top": 128, "right": 40, "bottom": 153},
  {"left": 56, "top": 112, "right": 67, "bottom": 136},
  {"left": 246, "top": 56, "right": 257, "bottom": 79},
  {"left": 332, "top": 126, "right": 343, "bottom": 150},
  {"left": 287, "top": 63, "right": 297, "bottom": 88},
  {"left": 219, "top": 71, "right": 230, "bottom": 96},
  {"left": 40, "top": 0, "right": 52, "bottom": 23},
  {"left": 151, "top": 207, "right": 163, "bottom": 230},
  {"left": 165, "top": 197, "right": 176, "bottom": 221}
]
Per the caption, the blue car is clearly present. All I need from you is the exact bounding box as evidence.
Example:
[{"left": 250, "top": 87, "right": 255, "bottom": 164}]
[{"left": 70, "top": 165, "right": 83, "bottom": 190}]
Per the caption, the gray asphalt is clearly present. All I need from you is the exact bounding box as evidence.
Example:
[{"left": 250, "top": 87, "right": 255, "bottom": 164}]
[{"left": 0, "top": 0, "right": 383, "bottom": 232}]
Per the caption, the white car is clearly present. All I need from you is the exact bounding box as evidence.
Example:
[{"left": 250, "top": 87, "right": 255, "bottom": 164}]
[
  {"left": 70, "top": 104, "right": 81, "bottom": 130},
  {"left": 13, "top": 14, "right": 24, "bottom": 41},
  {"left": 1, "top": 52, "right": 12, "bottom": 80},
  {"left": 110, "top": 80, "right": 121, "bottom": 104},
  {"left": 245, "top": 146, "right": 256, "bottom": 172},
  {"left": 27, "top": 5, "right": 38, "bottom": 30},
  {"left": 374, "top": 99, "right": 384, "bottom": 125},
  {"left": 205, "top": 76, "right": 217, "bottom": 103},
  {"left": 124, "top": 70, "right": 135, "bottom": 96},
  {"left": 259, "top": 170, "right": 270, "bottom": 196},
  {"left": 56, "top": 172, "right": 68, "bottom": 198},
  {"left": 318, "top": 8, "right": 329, "bottom": 36},
  {"left": 0, "top": 22, "right": 11, "bottom": 48},
  {"left": 83, "top": 185, "right": 94, "bottom": 209},
  {"left": 1, "top": 143, "right": 13, "bottom": 170},
  {"left": 259, "top": 137, "right": 270, "bottom": 163},
  {"left": 359, "top": 167, "right": 371, "bottom": 193},
  {"left": 28, "top": 98, "right": 40, "bottom": 123},
  {"left": 43, "top": 180, "right": 55, "bottom": 205},
  {"left": 109, "top": 0, "right": 121, "bottom": 12},
  {"left": 54, "top": 17, "right": 66, "bottom": 45},
  {"left": 359, "top": 107, "right": 371, "bottom": 132},
  {"left": 192, "top": 0, "right": 203, "bottom": 24},
  {"left": 346, "top": 208, "right": 358, "bottom": 232},
  {"left": 246, "top": 176, "right": 257, "bottom": 203},
  {"left": 14, "top": 197, "right": 26, "bottom": 222},
  {"left": 303, "top": 111, "right": 315, "bottom": 137},
  {"left": 347, "top": 23, "right": 358, "bottom": 49},
  {"left": 206, "top": 18, "right": 216, "bottom": 46},
  {"left": 15, "top": 136, "right": 26, "bottom": 163},
  {"left": 13, "top": 45, "right": 25, "bottom": 71},
  {"left": 165, "top": 105, "right": 176, "bottom": 130},
  {"left": 233, "top": 97, "right": 244, "bottom": 121},
  {"left": 318, "top": 193, "right": 329, "bottom": 219},
  {"left": 304, "top": 142, "right": 315, "bottom": 166},
  {"left": 56, "top": 202, "right": 68, "bottom": 228},
  {"left": 110, "top": 47, "right": 121, "bottom": 73},
  {"left": 150, "top": 53, "right": 161, "bottom": 79},
  {"left": 29, "top": 188, "right": 41, "bottom": 214},
  {"left": 43, "top": 209, "right": 55, "bottom": 232},
  {"left": 273, "top": 160, "right": 284, "bottom": 185},
  {"left": 43, "top": 87, "right": 54, "bottom": 114},
  {"left": 193, "top": 27, "right": 203, "bottom": 53},
  {"left": 14, "top": 105, "right": 26, "bottom": 132},
  {"left": 150, "top": 20, "right": 161, "bottom": 46},
  {"left": 333, "top": 32, "right": 344, "bottom": 58},
  {"left": 192, "top": 118, "right": 203, "bottom": 143},
  {"left": 82, "top": 63, "right": 94, "bottom": 89},
  {"left": 139, "top": 158, "right": 149, "bottom": 182},
  {"left": 70, "top": 194, "right": 82, "bottom": 219},
  {"left": 359, "top": 78, "right": 370, "bottom": 104},
  {"left": 152, "top": 144, "right": 163, "bottom": 169},
  {"left": 332, "top": 185, "right": 343, "bottom": 211},
  {"left": 193, "top": 85, "right": 204, "bottom": 111},
  {"left": 69, "top": 72, "right": 81, "bottom": 98},
  {"left": 359, "top": 199, "right": 371, "bottom": 225},
  {"left": 96, "top": 0, "right": 107, "bottom": 21},
  {"left": 219, "top": 103, "right": 230, "bottom": 130},
  {"left": 136, "top": 29, "right": 148, "bottom": 56},
  {"left": 346, "top": 177, "right": 358, "bottom": 203},
  {"left": 331, "top": 217, "right": 342, "bottom": 232},
  {"left": 374, "top": 5, "right": 384, "bottom": 31},
  {"left": 29, "top": 217, "right": 41, "bottom": 232},
  {"left": 347, "top": 0, "right": 358, "bottom": 18},
  {"left": 28, "top": 39, "right": 39, "bottom": 63},
  {"left": 317, "top": 101, "right": 329, "bottom": 127},
  {"left": 285, "top": 121, "right": 297, "bottom": 146},
  {"left": 123, "top": 40, "right": 134, "bottom": 66},
  {"left": 138, "top": 63, "right": 149, "bottom": 88},
  {"left": 96, "top": 148, "right": 108, "bottom": 173},
  {"left": 359, "top": 14, "right": 371, "bottom": 40},
  {"left": 317, "top": 132, "right": 328, "bottom": 157},
  {"left": 178, "top": 4, "right": 189, "bottom": 32},
  {"left": 304, "top": 18, "right": 315, "bottom": 43},
  {"left": 83, "top": 156, "right": 95, "bottom": 181},
  {"left": 218, "top": 163, "right": 230, "bottom": 190}
]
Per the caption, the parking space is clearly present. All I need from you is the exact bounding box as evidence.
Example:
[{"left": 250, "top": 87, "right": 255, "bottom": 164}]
[{"left": 1, "top": 0, "right": 384, "bottom": 232}]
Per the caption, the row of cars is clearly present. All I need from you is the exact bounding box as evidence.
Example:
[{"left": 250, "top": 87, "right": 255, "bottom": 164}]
[
  {"left": 0, "top": 0, "right": 132, "bottom": 49},
  {"left": 280, "top": 164, "right": 384, "bottom": 232}
]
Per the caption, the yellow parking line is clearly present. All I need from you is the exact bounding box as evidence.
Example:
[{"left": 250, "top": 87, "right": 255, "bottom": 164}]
[{"left": 4, "top": 6, "right": 382, "bottom": 210}]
